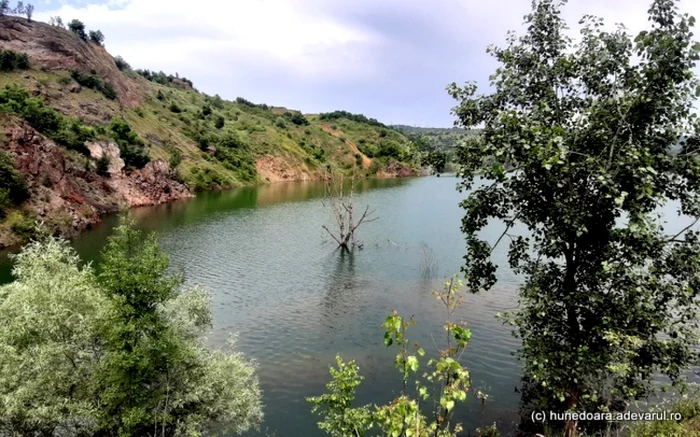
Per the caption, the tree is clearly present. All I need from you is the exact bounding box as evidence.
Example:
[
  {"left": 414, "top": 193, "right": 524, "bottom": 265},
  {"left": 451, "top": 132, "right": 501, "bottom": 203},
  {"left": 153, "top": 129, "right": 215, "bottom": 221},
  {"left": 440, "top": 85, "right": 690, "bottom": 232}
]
[
  {"left": 0, "top": 0, "right": 9, "bottom": 16},
  {"left": 448, "top": 0, "right": 700, "bottom": 436},
  {"left": 322, "top": 171, "right": 377, "bottom": 251},
  {"left": 23, "top": 3, "right": 31, "bottom": 22},
  {"left": 49, "top": 15, "right": 64, "bottom": 28},
  {"left": 0, "top": 221, "right": 264, "bottom": 436},
  {"left": 13, "top": 1, "right": 22, "bottom": 15},
  {"left": 88, "top": 29, "right": 104, "bottom": 45},
  {"left": 67, "top": 19, "right": 87, "bottom": 40},
  {"left": 0, "top": 237, "right": 109, "bottom": 436}
]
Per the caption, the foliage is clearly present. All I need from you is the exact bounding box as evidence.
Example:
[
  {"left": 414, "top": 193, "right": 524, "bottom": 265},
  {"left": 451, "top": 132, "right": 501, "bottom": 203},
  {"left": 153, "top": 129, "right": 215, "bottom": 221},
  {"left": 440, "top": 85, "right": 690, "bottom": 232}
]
[
  {"left": 235, "top": 97, "right": 269, "bottom": 111},
  {"left": 309, "top": 278, "right": 472, "bottom": 437},
  {"left": 0, "top": 149, "right": 28, "bottom": 214},
  {"left": 215, "top": 115, "right": 225, "bottom": 129},
  {"left": 0, "top": 49, "right": 29, "bottom": 71},
  {"left": 88, "top": 29, "right": 104, "bottom": 45},
  {"left": 113, "top": 55, "right": 130, "bottom": 71},
  {"left": 0, "top": 222, "right": 264, "bottom": 436},
  {"left": 169, "top": 101, "right": 182, "bottom": 113},
  {"left": 95, "top": 154, "right": 110, "bottom": 176},
  {"left": 421, "top": 150, "right": 447, "bottom": 173},
  {"left": 168, "top": 147, "right": 183, "bottom": 169},
  {"left": 109, "top": 118, "right": 150, "bottom": 169},
  {"left": 283, "top": 110, "right": 310, "bottom": 126},
  {"left": 449, "top": 0, "right": 700, "bottom": 435},
  {"left": 136, "top": 69, "right": 194, "bottom": 88},
  {"left": 0, "top": 237, "right": 107, "bottom": 436},
  {"left": 319, "top": 110, "right": 387, "bottom": 128},
  {"left": 0, "top": 85, "right": 94, "bottom": 155},
  {"left": 70, "top": 70, "right": 116, "bottom": 100},
  {"left": 67, "top": 19, "right": 87, "bottom": 40},
  {"left": 48, "top": 16, "right": 64, "bottom": 28}
]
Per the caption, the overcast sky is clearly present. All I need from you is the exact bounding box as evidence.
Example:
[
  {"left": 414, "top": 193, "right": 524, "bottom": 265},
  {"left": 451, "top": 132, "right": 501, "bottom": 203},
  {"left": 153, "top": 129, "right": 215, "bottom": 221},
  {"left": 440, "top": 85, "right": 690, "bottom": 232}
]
[{"left": 31, "top": 0, "right": 700, "bottom": 127}]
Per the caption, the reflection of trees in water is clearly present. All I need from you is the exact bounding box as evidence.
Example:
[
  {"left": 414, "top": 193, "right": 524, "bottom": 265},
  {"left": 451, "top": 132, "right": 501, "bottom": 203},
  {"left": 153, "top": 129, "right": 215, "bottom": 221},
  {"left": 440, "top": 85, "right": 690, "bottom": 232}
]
[{"left": 321, "top": 250, "right": 358, "bottom": 317}]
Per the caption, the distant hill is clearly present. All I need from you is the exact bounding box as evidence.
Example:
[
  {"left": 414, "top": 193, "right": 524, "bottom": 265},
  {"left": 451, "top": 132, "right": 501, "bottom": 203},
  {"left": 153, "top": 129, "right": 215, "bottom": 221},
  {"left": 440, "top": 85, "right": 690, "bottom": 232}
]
[{"left": 391, "top": 125, "right": 480, "bottom": 151}]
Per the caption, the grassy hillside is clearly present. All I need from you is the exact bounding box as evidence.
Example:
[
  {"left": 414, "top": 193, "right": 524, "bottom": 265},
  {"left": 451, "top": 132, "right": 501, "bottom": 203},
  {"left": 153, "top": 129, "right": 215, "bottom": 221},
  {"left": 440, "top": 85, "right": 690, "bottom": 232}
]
[{"left": 392, "top": 125, "right": 480, "bottom": 151}]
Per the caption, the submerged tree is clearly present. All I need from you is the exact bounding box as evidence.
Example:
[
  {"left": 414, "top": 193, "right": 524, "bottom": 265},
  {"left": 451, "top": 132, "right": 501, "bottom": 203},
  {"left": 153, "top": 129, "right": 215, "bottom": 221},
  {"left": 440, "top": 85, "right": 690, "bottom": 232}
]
[
  {"left": 449, "top": 0, "right": 700, "bottom": 436},
  {"left": 322, "top": 171, "right": 377, "bottom": 251}
]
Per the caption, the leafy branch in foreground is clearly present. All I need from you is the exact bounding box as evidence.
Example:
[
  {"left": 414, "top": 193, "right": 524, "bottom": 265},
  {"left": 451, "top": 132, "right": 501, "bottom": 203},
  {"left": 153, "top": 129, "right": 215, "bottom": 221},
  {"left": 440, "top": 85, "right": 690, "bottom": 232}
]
[{"left": 308, "top": 277, "right": 494, "bottom": 437}]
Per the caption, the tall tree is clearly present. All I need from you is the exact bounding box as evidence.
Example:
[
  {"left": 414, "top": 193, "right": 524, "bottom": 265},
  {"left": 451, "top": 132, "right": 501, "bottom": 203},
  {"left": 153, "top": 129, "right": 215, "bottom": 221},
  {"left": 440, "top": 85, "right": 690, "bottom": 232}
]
[
  {"left": 0, "top": 0, "right": 9, "bottom": 16},
  {"left": 24, "top": 3, "right": 31, "bottom": 22},
  {"left": 13, "top": 1, "right": 23, "bottom": 15},
  {"left": 449, "top": 0, "right": 700, "bottom": 436}
]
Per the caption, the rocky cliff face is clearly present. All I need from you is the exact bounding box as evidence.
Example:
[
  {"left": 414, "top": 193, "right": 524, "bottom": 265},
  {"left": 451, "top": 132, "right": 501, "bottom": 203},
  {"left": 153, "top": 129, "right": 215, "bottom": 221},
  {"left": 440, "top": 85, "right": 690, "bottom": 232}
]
[
  {"left": 0, "top": 115, "right": 192, "bottom": 247},
  {"left": 0, "top": 16, "right": 143, "bottom": 108}
]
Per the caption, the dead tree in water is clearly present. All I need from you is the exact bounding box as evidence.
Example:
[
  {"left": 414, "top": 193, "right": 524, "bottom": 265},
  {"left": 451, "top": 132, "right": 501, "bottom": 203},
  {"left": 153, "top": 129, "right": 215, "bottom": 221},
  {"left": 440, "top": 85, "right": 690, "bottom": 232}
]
[{"left": 322, "top": 172, "right": 377, "bottom": 251}]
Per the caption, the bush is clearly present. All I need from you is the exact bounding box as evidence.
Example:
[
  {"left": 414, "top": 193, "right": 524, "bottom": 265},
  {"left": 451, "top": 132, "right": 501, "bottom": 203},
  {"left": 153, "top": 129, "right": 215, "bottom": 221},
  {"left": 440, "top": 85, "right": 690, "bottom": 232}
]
[
  {"left": 168, "top": 148, "right": 183, "bottom": 169},
  {"left": 168, "top": 102, "right": 182, "bottom": 113},
  {"left": 0, "top": 49, "right": 30, "bottom": 71},
  {"left": 70, "top": 70, "right": 116, "bottom": 100},
  {"left": 95, "top": 154, "right": 110, "bottom": 176},
  {"left": 0, "top": 225, "right": 263, "bottom": 436},
  {"left": 6, "top": 210, "right": 34, "bottom": 238},
  {"left": 283, "top": 111, "right": 309, "bottom": 126},
  {"left": 67, "top": 19, "right": 87, "bottom": 40},
  {"left": 88, "top": 29, "right": 104, "bottom": 45},
  {"left": 215, "top": 115, "right": 224, "bottom": 129},
  {"left": 319, "top": 110, "right": 387, "bottom": 128},
  {"left": 109, "top": 119, "right": 150, "bottom": 169},
  {"left": 0, "top": 150, "right": 27, "bottom": 215},
  {"left": 113, "top": 55, "right": 130, "bottom": 71},
  {"left": 0, "top": 85, "right": 93, "bottom": 155}
]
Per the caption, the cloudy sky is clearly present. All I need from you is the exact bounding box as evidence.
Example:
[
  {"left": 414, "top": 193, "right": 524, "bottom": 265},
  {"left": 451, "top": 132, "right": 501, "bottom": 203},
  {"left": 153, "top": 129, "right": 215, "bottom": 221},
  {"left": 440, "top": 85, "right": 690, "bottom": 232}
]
[{"left": 31, "top": 0, "right": 700, "bottom": 127}]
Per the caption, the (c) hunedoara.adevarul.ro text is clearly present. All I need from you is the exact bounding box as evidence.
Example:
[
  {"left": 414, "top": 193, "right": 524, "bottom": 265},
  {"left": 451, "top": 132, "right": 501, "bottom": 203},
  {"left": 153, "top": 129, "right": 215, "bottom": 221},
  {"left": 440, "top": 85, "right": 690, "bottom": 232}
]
[{"left": 531, "top": 410, "right": 682, "bottom": 423}]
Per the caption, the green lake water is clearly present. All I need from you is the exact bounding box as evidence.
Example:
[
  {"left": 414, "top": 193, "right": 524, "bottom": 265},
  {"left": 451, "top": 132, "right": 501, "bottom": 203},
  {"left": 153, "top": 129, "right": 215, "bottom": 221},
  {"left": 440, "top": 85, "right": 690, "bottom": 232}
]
[{"left": 1, "top": 175, "right": 696, "bottom": 436}]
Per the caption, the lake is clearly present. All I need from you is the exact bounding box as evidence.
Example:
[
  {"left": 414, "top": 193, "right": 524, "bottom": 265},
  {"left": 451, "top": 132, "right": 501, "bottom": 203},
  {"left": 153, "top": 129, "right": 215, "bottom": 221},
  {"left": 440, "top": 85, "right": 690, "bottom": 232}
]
[{"left": 1, "top": 175, "right": 696, "bottom": 436}]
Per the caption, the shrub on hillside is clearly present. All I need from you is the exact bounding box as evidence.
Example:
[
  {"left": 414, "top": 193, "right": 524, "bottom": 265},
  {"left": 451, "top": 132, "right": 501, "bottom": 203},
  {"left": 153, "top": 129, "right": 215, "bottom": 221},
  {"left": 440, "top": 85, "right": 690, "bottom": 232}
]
[
  {"left": 88, "top": 29, "right": 104, "bottom": 45},
  {"left": 109, "top": 119, "right": 150, "bottom": 169},
  {"left": 0, "top": 49, "right": 29, "bottom": 71},
  {"left": 95, "top": 154, "right": 110, "bottom": 176},
  {"left": 214, "top": 115, "right": 225, "bottom": 129},
  {"left": 283, "top": 111, "right": 309, "bottom": 126},
  {"left": 113, "top": 55, "right": 130, "bottom": 71},
  {"left": 0, "top": 85, "right": 95, "bottom": 155},
  {"left": 319, "top": 110, "right": 386, "bottom": 128},
  {"left": 70, "top": 70, "right": 116, "bottom": 100},
  {"left": 0, "top": 150, "right": 28, "bottom": 217},
  {"left": 67, "top": 19, "right": 87, "bottom": 40},
  {"left": 168, "top": 102, "right": 182, "bottom": 113}
]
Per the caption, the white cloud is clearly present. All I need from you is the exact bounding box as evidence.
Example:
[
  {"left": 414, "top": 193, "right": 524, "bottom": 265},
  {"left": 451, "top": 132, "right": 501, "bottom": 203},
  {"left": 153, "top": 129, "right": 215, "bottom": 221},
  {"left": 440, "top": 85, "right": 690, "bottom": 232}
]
[
  {"left": 31, "top": 0, "right": 700, "bottom": 126},
  {"left": 35, "top": 0, "right": 384, "bottom": 82}
]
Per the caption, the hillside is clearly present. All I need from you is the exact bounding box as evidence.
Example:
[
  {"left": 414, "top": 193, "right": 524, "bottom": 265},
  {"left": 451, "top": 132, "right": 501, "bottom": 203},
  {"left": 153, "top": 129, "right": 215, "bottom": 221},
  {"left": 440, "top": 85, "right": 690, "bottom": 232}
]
[
  {"left": 0, "top": 15, "right": 419, "bottom": 247},
  {"left": 392, "top": 125, "right": 480, "bottom": 151}
]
